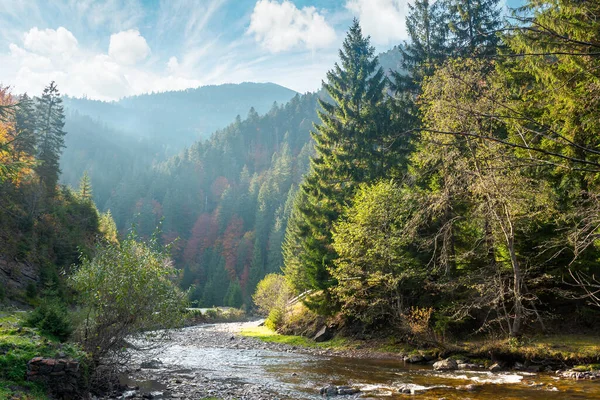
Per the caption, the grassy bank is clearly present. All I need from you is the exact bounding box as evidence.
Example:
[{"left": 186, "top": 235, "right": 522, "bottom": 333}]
[
  {"left": 241, "top": 325, "right": 600, "bottom": 367},
  {"left": 0, "top": 312, "right": 86, "bottom": 400}
]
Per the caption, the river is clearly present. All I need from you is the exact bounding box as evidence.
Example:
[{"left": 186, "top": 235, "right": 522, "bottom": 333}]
[{"left": 116, "top": 321, "right": 600, "bottom": 400}]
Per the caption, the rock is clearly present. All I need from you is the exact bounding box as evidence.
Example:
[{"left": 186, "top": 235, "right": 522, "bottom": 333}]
[
  {"left": 318, "top": 385, "right": 358, "bottom": 396},
  {"left": 398, "top": 385, "right": 412, "bottom": 394},
  {"left": 121, "top": 391, "right": 137, "bottom": 399},
  {"left": 527, "top": 365, "right": 541, "bottom": 373},
  {"left": 140, "top": 359, "right": 163, "bottom": 369},
  {"left": 489, "top": 363, "right": 502, "bottom": 372},
  {"left": 458, "top": 384, "right": 479, "bottom": 392},
  {"left": 514, "top": 362, "right": 525, "bottom": 370},
  {"left": 143, "top": 392, "right": 164, "bottom": 399},
  {"left": 407, "top": 355, "right": 424, "bottom": 364},
  {"left": 336, "top": 386, "right": 359, "bottom": 395},
  {"left": 433, "top": 358, "right": 459, "bottom": 371},
  {"left": 319, "top": 385, "right": 337, "bottom": 396},
  {"left": 313, "top": 325, "right": 333, "bottom": 343}
]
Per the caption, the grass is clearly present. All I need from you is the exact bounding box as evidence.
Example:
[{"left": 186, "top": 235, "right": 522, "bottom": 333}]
[
  {"left": 462, "top": 334, "right": 600, "bottom": 363},
  {"left": 0, "top": 312, "right": 86, "bottom": 400},
  {"left": 240, "top": 326, "right": 351, "bottom": 350},
  {"left": 242, "top": 325, "right": 600, "bottom": 366}
]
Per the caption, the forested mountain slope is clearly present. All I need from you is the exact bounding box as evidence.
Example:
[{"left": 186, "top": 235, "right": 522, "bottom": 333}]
[
  {"left": 99, "top": 93, "right": 320, "bottom": 306},
  {"left": 62, "top": 82, "right": 298, "bottom": 151}
]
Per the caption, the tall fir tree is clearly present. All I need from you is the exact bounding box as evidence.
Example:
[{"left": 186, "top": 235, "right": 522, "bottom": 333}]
[
  {"left": 13, "top": 93, "right": 37, "bottom": 157},
  {"left": 448, "top": 0, "right": 502, "bottom": 56},
  {"left": 283, "top": 20, "right": 393, "bottom": 311},
  {"left": 397, "top": 0, "right": 450, "bottom": 91},
  {"left": 35, "top": 81, "right": 66, "bottom": 195},
  {"left": 78, "top": 170, "right": 93, "bottom": 201}
]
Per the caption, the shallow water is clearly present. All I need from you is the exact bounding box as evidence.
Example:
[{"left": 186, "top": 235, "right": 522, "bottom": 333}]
[{"left": 131, "top": 325, "right": 600, "bottom": 399}]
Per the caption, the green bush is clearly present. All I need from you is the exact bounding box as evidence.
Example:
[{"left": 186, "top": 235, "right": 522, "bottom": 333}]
[
  {"left": 70, "top": 231, "right": 188, "bottom": 362},
  {"left": 25, "top": 302, "right": 73, "bottom": 341}
]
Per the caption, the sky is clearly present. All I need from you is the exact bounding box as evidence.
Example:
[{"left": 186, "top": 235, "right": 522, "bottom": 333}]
[{"left": 0, "top": 0, "right": 518, "bottom": 101}]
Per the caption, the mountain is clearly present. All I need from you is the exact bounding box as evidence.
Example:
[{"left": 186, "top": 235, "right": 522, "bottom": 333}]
[
  {"left": 100, "top": 93, "right": 320, "bottom": 307},
  {"left": 63, "top": 82, "right": 299, "bottom": 152}
]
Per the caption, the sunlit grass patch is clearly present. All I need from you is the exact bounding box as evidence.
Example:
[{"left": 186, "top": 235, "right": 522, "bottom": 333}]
[
  {"left": 240, "top": 325, "right": 350, "bottom": 349},
  {"left": 463, "top": 334, "right": 600, "bottom": 363}
]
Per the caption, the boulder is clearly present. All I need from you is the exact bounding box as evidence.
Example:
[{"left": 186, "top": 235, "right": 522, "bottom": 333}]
[
  {"left": 407, "top": 355, "right": 424, "bottom": 364},
  {"left": 489, "top": 363, "right": 502, "bottom": 372},
  {"left": 336, "top": 386, "right": 359, "bottom": 395},
  {"left": 433, "top": 358, "right": 458, "bottom": 371},
  {"left": 313, "top": 325, "right": 333, "bottom": 343}
]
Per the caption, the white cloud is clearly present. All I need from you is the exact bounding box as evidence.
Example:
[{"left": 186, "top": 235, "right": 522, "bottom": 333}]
[
  {"left": 345, "top": 0, "right": 408, "bottom": 45},
  {"left": 108, "top": 29, "right": 151, "bottom": 65},
  {"left": 0, "top": 26, "right": 202, "bottom": 101},
  {"left": 167, "top": 56, "right": 179, "bottom": 72},
  {"left": 248, "top": 0, "right": 336, "bottom": 53},
  {"left": 23, "top": 27, "right": 78, "bottom": 56}
]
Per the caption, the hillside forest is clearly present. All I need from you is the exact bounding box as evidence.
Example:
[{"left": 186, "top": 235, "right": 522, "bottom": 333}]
[{"left": 2, "top": 0, "right": 600, "bottom": 343}]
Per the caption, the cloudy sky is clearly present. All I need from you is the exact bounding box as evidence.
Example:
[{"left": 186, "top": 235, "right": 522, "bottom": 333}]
[{"left": 0, "top": 0, "right": 516, "bottom": 101}]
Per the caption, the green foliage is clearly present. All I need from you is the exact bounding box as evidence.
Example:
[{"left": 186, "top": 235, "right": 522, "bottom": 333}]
[
  {"left": 25, "top": 301, "right": 73, "bottom": 342},
  {"left": 332, "top": 181, "right": 424, "bottom": 325},
  {"left": 69, "top": 230, "right": 188, "bottom": 361},
  {"left": 284, "top": 20, "right": 406, "bottom": 312},
  {"left": 253, "top": 273, "right": 291, "bottom": 329},
  {"left": 0, "top": 313, "right": 86, "bottom": 399}
]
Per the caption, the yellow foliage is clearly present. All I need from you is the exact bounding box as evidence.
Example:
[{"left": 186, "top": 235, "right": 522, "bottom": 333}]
[{"left": 0, "top": 86, "right": 35, "bottom": 185}]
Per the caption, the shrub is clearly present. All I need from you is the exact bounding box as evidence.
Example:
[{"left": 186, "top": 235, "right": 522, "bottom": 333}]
[
  {"left": 25, "top": 302, "right": 73, "bottom": 341},
  {"left": 69, "top": 231, "right": 188, "bottom": 363},
  {"left": 253, "top": 274, "right": 291, "bottom": 330}
]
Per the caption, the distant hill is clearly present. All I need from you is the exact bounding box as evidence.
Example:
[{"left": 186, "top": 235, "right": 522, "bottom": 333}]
[{"left": 63, "top": 82, "right": 298, "bottom": 152}]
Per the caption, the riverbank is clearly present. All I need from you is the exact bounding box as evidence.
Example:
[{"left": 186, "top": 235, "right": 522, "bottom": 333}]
[
  {"left": 107, "top": 320, "right": 600, "bottom": 400},
  {"left": 241, "top": 324, "right": 600, "bottom": 372}
]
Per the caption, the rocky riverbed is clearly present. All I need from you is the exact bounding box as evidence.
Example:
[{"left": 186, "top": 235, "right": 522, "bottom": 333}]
[{"left": 99, "top": 321, "right": 600, "bottom": 400}]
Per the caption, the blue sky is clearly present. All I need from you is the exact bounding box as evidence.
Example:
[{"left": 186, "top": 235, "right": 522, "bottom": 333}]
[{"left": 0, "top": 0, "right": 520, "bottom": 101}]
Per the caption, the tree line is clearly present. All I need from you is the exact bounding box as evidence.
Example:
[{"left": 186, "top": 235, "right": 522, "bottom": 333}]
[{"left": 278, "top": 0, "right": 600, "bottom": 338}]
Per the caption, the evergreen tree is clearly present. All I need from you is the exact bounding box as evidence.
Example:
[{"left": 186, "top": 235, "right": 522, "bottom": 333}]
[
  {"left": 283, "top": 20, "right": 392, "bottom": 310},
  {"left": 448, "top": 0, "right": 502, "bottom": 56},
  {"left": 78, "top": 170, "right": 92, "bottom": 201},
  {"left": 397, "top": 0, "right": 450, "bottom": 90},
  {"left": 14, "top": 93, "right": 37, "bottom": 157},
  {"left": 35, "top": 81, "right": 66, "bottom": 195}
]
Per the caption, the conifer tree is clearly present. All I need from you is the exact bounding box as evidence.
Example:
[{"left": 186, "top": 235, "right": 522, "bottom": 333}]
[
  {"left": 35, "top": 81, "right": 66, "bottom": 195},
  {"left": 78, "top": 171, "right": 93, "bottom": 201},
  {"left": 397, "top": 0, "right": 450, "bottom": 90},
  {"left": 283, "top": 20, "right": 392, "bottom": 309},
  {"left": 448, "top": 0, "right": 501, "bottom": 56},
  {"left": 14, "top": 93, "right": 37, "bottom": 157}
]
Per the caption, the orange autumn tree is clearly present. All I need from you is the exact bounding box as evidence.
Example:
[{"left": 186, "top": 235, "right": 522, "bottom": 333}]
[{"left": 0, "top": 86, "right": 35, "bottom": 184}]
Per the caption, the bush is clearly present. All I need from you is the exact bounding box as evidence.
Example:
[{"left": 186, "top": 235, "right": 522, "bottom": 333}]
[
  {"left": 253, "top": 274, "right": 291, "bottom": 330},
  {"left": 25, "top": 302, "right": 73, "bottom": 341},
  {"left": 69, "top": 231, "right": 188, "bottom": 363}
]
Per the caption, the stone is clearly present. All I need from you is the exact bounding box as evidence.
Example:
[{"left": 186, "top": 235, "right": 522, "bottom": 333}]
[
  {"left": 433, "top": 358, "right": 459, "bottom": 371},
  {"left": 527, "top": 365, "right": 541, "bottom": 373},
  {"left": 337, "top": 386, "right": 359, "bottom": 395},
  {"left": 489, "top": 363, "right": 502, "bottom": 372},
  {"left": 313, "top": 325, "right": 333, "bottom": 343},
  {"left": 140, "top": 359, "right": 163, "bottom": 369},
  {"left": 407, "top": 355, "right": 424, "bottom": 363},
  {"left": 121, "top": 390, "right": 137, "bottom": 399},
  {"left": 319, "top": 385, "right": 338, "bottom": 396},
  {"left": 514, "top": 362, "right": 525, "bottom": 370}
]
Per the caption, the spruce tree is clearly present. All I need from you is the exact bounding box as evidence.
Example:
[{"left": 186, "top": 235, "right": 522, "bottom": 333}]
[
  {"left": 397, "top": 0, "right": 450, "bottom": 90},
  {"left": 283, "top": 20, "right": 391, "bottom": 310},
  {"left": 35, "top": 81, "right": 66, "bottom": 195},
  {"left": 14, "top": 93, "right": 37, "bottom": 157},
  {"left": 78, "top": 171, "right": 93, "bottom": 201},
  {"left": 448, "top": 0, "right": 501, "bottom": 56}
]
